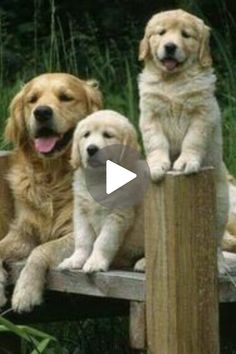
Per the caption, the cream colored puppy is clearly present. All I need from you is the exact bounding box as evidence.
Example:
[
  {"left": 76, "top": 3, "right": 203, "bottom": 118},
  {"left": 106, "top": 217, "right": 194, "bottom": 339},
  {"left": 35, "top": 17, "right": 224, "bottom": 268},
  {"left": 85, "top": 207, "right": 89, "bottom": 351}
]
[
  {"left": 59, "top": 110, "right": 144, "bottom": 272},
  {"left": 138, "top": 9, "right": 229, "bottom": 273}
]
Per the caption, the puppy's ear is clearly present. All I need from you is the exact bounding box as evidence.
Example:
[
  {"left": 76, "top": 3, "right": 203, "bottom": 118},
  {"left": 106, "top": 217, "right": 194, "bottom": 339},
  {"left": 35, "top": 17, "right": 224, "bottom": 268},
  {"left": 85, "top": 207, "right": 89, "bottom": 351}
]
[
  {"left": 84, "top": 80, "right": 103, "bottom": 112},
  {"left": 123, "top": 125, "right": 140, "bottom": 152},
  {"left": 70, "top": 137, "right": 81, "bottom": 170},
  {"left": 199, "top": 25, "right": 212, "bottom": 68},
  {"left": 139, "top": 36, "right": 150, "bottom": 61},
  {"left": 5, "top": 88, "right": 26, "bottom": 146}
]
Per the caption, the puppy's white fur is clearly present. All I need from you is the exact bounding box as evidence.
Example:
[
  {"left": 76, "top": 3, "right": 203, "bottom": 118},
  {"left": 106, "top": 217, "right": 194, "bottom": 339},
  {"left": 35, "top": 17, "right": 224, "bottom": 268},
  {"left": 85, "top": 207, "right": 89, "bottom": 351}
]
[{"left": 59, "top": 110, "right": 144, "bottom": 272}]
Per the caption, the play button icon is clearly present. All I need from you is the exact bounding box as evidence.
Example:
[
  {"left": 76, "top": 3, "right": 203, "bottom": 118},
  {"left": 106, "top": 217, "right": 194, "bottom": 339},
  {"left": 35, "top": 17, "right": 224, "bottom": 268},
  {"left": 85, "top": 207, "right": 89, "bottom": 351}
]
[
  {"left": 106, "top": 160, "right": 137, "bottom": 194},
  {"left": 85, "top": 144, "right": 150, "bottom": 209}
]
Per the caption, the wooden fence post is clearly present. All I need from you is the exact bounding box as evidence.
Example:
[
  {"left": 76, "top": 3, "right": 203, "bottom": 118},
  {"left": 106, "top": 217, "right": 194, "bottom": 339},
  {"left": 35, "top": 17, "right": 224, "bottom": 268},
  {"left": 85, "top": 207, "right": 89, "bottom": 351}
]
[{"left": 145, "top": 168, "right": 220, "bottom": 354}]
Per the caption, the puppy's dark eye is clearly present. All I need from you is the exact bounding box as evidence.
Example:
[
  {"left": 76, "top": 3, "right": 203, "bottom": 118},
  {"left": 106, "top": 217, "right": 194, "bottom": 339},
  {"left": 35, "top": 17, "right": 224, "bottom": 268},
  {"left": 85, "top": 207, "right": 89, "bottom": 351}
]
[
  {"left": 182, "top": 30, "right": 191, "bottom": 38},
  {"left": 59, "top": 93, "right": 74, "bottom": 102},
  {"left": 84, "top": 131, "right": 90, "bottom": 138},
  {"left": 28, "top": 95, "right": 38, "bottom": 104},
  {"left": 158, "top": 29, "right": 166, "bottom": 36},
  {"left": 103, "top": 132, "right": 114, "bottom": 139}
]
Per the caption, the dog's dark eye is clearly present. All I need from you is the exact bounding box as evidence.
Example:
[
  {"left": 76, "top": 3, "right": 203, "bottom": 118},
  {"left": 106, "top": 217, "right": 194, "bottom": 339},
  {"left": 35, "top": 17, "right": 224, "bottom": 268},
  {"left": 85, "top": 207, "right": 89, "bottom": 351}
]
[
  {"left": 182, "top": 30, "right": 191, "bottom": 39},
  {"left": 28, "top": 95, "right": 38, "bottom": 104},
  {"left": 158, "top": 29, "right": 166, "bottom": 36},
  {"left": 84, "top": 131, "right": 90, "bottom": 138},
  {"left": 103, "top": 132, "right": 114, "bottom": 139},
  {"left": 59, "top": 93, "right": 74, "bottom": 102}
]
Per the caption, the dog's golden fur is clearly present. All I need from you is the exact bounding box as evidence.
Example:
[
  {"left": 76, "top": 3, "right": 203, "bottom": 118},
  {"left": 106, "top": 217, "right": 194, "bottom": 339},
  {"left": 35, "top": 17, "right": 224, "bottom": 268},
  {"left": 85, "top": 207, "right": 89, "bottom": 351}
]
[
  {"left": 58, "top": 110, "right": 144, "bottom": 272},
  {"left": 223, "top": 175, "right": 236, "bottom": 252},
  {"left": 0, "top": 73, "right": 102, "bottom": 312},
  {"left": 138, "top": 9, "right": 229, "bottom": 273}
]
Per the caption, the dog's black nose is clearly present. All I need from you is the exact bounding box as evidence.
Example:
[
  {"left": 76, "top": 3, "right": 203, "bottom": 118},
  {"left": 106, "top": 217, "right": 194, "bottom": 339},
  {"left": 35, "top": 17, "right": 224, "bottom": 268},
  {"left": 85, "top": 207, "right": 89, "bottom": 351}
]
[
  {"left": 87, "top": 144, "right": 99, "bottom": 157},
  {"left": 165, "top": 42, "right": 177, "bottom": 55},
  {"left": 34, "top": 106, "right": 53, "bottom": 122}
]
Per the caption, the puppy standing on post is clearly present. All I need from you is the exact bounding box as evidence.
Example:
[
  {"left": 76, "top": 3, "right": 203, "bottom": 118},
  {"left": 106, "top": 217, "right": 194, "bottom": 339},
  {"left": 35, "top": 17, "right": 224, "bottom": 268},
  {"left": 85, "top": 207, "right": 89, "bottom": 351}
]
[{"left": 137, "top": 9, "right": 228, "bottom": 273}]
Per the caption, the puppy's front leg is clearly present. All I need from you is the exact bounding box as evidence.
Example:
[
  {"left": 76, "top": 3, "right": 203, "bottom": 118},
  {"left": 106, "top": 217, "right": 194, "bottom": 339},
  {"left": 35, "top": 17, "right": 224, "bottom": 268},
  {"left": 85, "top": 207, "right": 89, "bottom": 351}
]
[
  {"left": 83, "top": 210, "right": 135, "bottom": 273},
  {"left": 140, "top": 111, "right": 170, "bottom": 181},
  {"left": 58, "top": 201, "right": 95, "bottom": 270},
  {"left": 173, "top": 114, "right": 215, "bottom": 174}
]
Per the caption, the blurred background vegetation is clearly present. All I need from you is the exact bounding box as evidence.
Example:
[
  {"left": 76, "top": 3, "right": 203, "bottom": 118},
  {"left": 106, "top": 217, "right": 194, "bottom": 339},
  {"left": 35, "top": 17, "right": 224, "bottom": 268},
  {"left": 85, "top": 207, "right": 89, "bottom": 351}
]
[{"left": 1, "top": 0, "right": 236, "bottom": 353}]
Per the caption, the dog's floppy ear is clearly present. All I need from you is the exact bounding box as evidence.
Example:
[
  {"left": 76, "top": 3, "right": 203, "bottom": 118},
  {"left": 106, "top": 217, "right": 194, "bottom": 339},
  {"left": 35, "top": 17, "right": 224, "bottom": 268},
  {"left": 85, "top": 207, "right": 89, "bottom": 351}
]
[
  {"left": 199, "top": 24, "right": 212, "bottom": 68},
  {"left": 70, "top": 135, "right": 81, "bottom": 170},
  {"left": 123, "top": 124, "right": 140, "bottom": 152},
  {"left": 84, "top": 80, "right": 103, "bottom": 112},
  {"left": 4, "top": 87, "right": 27, "bottom": 146},
  {"left": 139, "top": 36, "right": 150, "bottom": 61}
]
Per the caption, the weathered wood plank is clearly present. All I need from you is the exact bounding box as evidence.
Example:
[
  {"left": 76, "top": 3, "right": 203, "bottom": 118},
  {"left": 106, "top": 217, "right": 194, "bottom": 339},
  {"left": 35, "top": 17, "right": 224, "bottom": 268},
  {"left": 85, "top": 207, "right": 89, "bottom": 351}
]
[
  {"left": 11, "top": 263, "right": 145, "bottom": 301},
  {"left": 10, "top": 261, "right": 236, "bottom": 303},
  {"left": 145, "top": 169, "right": 220, "bottom": 354},
  {"left": 129, "top": 301, "right": 146, "bottom": 349}
]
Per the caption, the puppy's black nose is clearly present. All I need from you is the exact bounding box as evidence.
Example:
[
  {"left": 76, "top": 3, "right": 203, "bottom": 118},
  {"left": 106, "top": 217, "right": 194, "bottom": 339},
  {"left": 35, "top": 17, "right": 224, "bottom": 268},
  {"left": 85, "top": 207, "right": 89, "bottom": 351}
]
[
  {"left": 34, "top": 106, "right": 53, "bottom": 122},
  {"left": 165, "top": 42, "right": 177, "bottom": 56},
  {"left": 87, "top": 144, "right": 99, "bottom": 157}
]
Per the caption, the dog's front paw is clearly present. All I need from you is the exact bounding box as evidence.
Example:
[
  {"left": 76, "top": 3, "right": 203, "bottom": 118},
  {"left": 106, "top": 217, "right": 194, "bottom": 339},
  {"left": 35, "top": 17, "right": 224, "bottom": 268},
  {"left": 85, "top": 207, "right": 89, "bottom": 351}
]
[
  {"left": 58, "top": 251, "right": 88, "bottom": 270},
  {"left": 134, "top": 257, "right": 146, "bottom": 272},
  {"left": 149, "top": 160, "right": 171, "bottom": 182},
  {"left": 173, "top": 155, "right": 201, "bottom": 175},
  {"left": 12, "top": 284, "right": 42, "bottom": 313},
  {"left": 83, "top": 253, "right": 109, "bottom": 273}
]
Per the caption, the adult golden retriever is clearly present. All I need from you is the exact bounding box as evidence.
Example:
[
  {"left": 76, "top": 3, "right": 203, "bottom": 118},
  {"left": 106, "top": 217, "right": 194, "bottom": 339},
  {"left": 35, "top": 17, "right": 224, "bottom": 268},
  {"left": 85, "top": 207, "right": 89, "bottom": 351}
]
[
  {"left": 58, "top": 110, "right": 144, "bottom": 272},
  {"left": 138, "top": 9, "right": 229, "bottom": 273},
  {"left": 0, "top": 73, "right": 102, "bottom": 312}
]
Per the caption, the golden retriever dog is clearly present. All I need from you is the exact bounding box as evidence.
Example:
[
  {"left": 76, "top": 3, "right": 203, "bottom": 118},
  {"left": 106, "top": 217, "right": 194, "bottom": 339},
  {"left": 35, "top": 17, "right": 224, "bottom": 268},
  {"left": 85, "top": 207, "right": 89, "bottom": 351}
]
[
  {"left": 138, "top": 9, "right": 229, "bottom": 273},
  {"left": 0, "top": 73, "right": 102, "bottom": 312},
  {"left": 58, "top": 110, "right": 144, "bottom": 272}
]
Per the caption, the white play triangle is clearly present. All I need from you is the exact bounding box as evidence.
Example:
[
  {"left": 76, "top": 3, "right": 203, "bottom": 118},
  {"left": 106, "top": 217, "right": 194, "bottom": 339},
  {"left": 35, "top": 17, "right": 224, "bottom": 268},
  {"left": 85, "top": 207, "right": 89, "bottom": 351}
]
[{"left": 106, "top": 160, "right": 137, "bottom": 194}]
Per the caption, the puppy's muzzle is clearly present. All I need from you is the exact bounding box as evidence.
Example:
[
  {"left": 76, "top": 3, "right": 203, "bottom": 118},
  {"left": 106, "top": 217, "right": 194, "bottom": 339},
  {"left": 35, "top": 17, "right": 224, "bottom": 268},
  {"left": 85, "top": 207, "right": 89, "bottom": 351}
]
[
  {"left": 34, "top": 106, "right": 53, "bottom": 123},
  {"left": 87, "top": 144, "right": 99, "bottom": 157},
  {"left": 164, "top": 42, "right": 177, "bottom": 57}
]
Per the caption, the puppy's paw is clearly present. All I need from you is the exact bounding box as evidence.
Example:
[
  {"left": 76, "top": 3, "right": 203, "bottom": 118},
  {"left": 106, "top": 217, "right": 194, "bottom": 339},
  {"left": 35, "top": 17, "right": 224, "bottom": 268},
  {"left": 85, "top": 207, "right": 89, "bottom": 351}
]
[
  {"left": 218, "top": 250, "right": 230, "bottom": 275},
  {"left": 173, "top": 155, "right": 201, "bottom": 175},
  {"left": 12, "top": 283, "right": 42, "bottom": 313},
  {"left": 149, "top": 160, "right": 171, "bottom": 182},
  {"left": 83, "top": 253, "right": 109, "bottom": 273},
  {"left": 134, "top": 257, "right": 146, "bottom": 272},
  {"left": 58, "top": 251, "right": 87, "bottom": 270}
]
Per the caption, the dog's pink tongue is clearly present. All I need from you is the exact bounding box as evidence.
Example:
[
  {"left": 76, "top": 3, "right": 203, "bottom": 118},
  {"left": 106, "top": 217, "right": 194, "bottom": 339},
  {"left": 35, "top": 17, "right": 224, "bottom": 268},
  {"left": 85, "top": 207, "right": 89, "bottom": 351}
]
[
  {"left": 35, "top": 137, "right": 59, "bottom": 153},
  {"left": 163, "top": 59, "right": 178, "bottom": 71}
]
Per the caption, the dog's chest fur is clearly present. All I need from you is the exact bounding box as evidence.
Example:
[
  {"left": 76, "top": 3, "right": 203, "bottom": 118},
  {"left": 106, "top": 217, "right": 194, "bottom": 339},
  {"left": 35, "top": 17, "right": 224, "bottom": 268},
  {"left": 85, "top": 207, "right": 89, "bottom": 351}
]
[
  {"left": 8, "top": 153, "right": 73, "bottom": 241},
  {"left": 139, "top": 68, "right": 216, "bottom": 158},
  {"left": 73, "top": 171, "right": 109, "bottom": 236}
]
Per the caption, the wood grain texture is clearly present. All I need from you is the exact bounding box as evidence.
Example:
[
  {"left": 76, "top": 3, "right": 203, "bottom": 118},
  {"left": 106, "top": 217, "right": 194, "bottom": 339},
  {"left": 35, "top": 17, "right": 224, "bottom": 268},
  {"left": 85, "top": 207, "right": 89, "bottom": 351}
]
[
  {"left": 0, "top": 151, "right": 13, "bottom": 240},
  {"left": 9, "top": 261, "right": 236, "bottom": 304},
  {"left": 11, "top": 263, "right": 145, "bottom": 301},
  {"left": 145, "top": 169, "right": 220, "bottom": 354},
  {"left": 129, "top": 301, "right": 146, "bottom": 349}
]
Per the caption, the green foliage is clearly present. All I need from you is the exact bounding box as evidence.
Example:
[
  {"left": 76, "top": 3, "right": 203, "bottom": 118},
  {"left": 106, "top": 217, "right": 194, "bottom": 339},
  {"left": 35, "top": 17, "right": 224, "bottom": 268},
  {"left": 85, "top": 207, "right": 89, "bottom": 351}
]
[{"left": 0, "top": 315, "right": 63, "bottom": 353}]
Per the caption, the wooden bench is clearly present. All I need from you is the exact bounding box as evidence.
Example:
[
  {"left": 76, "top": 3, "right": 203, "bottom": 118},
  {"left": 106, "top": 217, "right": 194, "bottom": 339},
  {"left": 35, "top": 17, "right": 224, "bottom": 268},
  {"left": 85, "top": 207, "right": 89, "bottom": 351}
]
[{"left": 1, "top": 151, "right": 236, "bottom": 353}]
